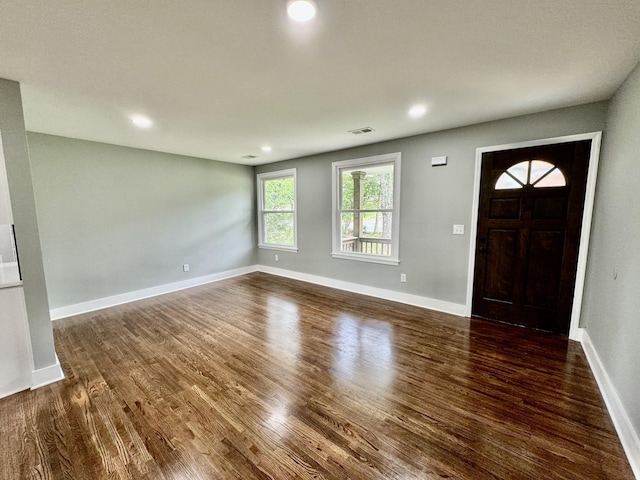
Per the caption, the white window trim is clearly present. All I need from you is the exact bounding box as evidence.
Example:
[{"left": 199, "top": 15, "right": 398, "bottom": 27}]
[
  {"left": 331, "top": 152, "right": 401, "bottom": 265},
  {"left": 257, "top": 168, "right": 298, "bottom": 252}
]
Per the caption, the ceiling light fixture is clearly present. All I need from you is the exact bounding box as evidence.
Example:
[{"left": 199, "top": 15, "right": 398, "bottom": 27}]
[
  {"left": 287, "top": 0, "right": 317, "bottom": 22},
  {"left": 131, "top": 115, "right": 153, "bottom": 129},
  {"left": 408, "top": 105, "right": 427, "bottom": 118},
  {"left": 261, "top": 145, "right": 272, "bottom": 153}
]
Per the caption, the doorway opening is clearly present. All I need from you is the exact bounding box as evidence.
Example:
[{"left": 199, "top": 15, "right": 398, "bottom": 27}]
[{"left": 465, "top": 133, "right": 602, "bottom": 339}]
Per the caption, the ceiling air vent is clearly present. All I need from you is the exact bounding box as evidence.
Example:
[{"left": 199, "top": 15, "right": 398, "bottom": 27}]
[
  {"left": 349, "top": 127, "right": 375, "bottom": 135},
  {"left": 241, "top": 155, "right": 258, "bottom": 159}
]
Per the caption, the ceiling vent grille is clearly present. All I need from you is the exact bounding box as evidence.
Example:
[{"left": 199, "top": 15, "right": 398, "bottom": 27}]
[
  {"left": 349, "top": 127, "right": 375, "bottom": 135},
  {"left": 241, "top": 155, "right": 258, "bottom": 159}
]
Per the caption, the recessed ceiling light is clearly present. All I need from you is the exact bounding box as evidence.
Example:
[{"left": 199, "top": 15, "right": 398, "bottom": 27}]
[
  {"left": 287, "top": 0, "right": 317, "bottom": 22},
  {"left": 408, "top": 105, "right": 427, "bottom": 118},
  {"left": 261, "top": 145, "right": 272, "bottom": 153},
  {"left": 131, "top": 115, "right": 153, "bottom": 129}
]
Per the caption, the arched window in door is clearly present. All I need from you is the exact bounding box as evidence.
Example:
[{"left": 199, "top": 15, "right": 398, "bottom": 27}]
[{"left": 495, "top": 160, "right": 566, "bottom": 190}]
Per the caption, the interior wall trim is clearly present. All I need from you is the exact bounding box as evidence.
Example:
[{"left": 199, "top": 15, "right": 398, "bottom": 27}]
[
  {"left": 31, "top": 354, "right": 64, "bottom": 390},
  {"left": 581, "top": 329, "right": 640, "bottom": 479},
  {"left": 257, "top": 265, "right": 466, "bottom": 316},
  {"left": 49, "top": 265, "right": 258, "bottom": 320}
]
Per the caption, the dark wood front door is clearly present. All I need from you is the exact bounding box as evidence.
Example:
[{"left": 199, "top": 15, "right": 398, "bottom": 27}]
[{"left": 472, "top": 141, "right": 591, "bottom": 334}]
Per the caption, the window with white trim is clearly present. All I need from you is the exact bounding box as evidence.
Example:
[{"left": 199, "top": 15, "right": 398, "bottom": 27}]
[
  {"left": 332, "top": 153, "right": 401, "bottom": 265},
  {"left": 257, "top": 169, "right": 298, "bottom": 251}
]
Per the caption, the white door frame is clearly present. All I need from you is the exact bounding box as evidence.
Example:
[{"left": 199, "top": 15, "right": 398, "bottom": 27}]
[{"left": 464, "top": 132, "right": 602, "bottom": 341}]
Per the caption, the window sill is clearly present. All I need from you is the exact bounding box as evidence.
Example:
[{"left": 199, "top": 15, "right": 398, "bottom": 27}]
[
  {"left": 331, "top": 252, "right": 399, "bottom": 266},
  {"left": 258, "top": 244, "right": 299, "bottom": 253}
]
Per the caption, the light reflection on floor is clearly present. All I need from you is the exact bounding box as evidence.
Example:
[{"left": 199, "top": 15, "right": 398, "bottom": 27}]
[
  {"left": 266, "top": 296, "right": 300, "bottom": 358},
  {"left": 332, "top": 315, "right": 395, "bottom": 392},
  {"left": 264, "top": 297, "right": 299, "bottom": 438}
]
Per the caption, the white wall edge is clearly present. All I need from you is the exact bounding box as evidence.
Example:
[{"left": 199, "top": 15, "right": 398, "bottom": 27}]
[
  {"left": 31, "top": 354, "right": 64, "bottom": 390},
  {"left": 0, "top": 385, "right": 31, "bottom": 399},
  {"left": 257, "top": 265, "right": 466, "bottom": 316},
  {"left": 50, "top": 265, "right": 258, "bottom": 320},
  {"left": 581, "top": 329, "right": 640, "bottom": 479}
]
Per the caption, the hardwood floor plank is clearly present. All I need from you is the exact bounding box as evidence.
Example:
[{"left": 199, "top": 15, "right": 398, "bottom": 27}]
[{"left": 0, "top": 272, "right": 634, "bottom": 479}]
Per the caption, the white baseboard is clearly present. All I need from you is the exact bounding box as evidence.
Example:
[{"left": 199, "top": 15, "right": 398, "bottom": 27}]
[
  {"left": 256, "top": 265, "right": 466, "bottom": 316},
  {"left": 570, "top": 326, "right": 584, "bottom": 342},
  {"left": 31, "top": 354, "right": 64, "bottom": 389},
  {"left": 581, "top": 329, "right": 640, "bottom": 479},
  {"left": 50, "top": 265, "right": 258, "bottom": 320}
]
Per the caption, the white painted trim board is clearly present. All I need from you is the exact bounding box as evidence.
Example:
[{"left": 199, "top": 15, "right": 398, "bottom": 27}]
[
  {"left": 31, "top": 354, "right": 65, "bottom": 389},
  {"left": 257, "top": 265, "right": 466, "bottom": 316},
  {"left": 464, "top": 132, "right": 603, "bottom": 341},
  {"left": 50, "top": 265, "right": 258, "bottom": 320},
  {"left": 580, "top": 329, "right": 640, "bottom": 479}
]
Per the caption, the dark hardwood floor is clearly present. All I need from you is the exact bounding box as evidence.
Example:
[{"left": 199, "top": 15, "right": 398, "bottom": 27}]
[{"left": 0, "top": 272, "right": 633, "bottom": 479}]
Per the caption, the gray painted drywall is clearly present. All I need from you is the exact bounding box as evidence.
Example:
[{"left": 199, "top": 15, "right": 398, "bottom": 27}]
[
  {"left": 28, "top": 133, "right": 256, "bottom": 309},
  {"left": 581, "top": 62, "right": 640, "bottom": 435},
  {"left": 256, "top": 102, "right": 608, "bottom": 306},
  {"left": 0, "top": 79, "right": 57, "bottom": 370}
]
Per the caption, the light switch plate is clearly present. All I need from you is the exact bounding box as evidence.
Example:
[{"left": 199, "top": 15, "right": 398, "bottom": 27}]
[{"left": 453, "top": 224, "right": 465, "bottom": 235}]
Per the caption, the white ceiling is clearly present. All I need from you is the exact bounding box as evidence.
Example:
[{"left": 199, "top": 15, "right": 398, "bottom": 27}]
[{"left": 1, "top": 1, "right": 639, "bottom": 165}]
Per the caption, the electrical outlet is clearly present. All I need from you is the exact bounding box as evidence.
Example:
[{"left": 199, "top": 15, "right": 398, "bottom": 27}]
[
  {"left": 275, "top": 254, "right": 279, "bottom": 262},
  {"left": 183, "top": 263, "right": 190, "bottom": 272},
  {"left": 453, "top": 224, "right": 465, "bottom": 235},
  {"left": 400, "top": 273, "right": 407, "bottom": 283}
]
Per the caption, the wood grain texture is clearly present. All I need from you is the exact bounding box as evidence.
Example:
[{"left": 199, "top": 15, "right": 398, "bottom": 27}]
[{"left": 0, "top": 272, "right": 633, "bottom": 479}]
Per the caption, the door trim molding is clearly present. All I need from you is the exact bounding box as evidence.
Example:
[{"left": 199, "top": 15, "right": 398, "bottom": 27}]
[{"left": 464, "top": 132, "right": 603, "bottom": 340}]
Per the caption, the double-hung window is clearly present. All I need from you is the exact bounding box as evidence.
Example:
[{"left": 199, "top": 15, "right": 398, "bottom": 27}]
[
  {"left": 257, "top": 169, "right": 298, "bottom": 251},
  {"left": 332, "top": 153, "right": 401, "bottom": 265}
]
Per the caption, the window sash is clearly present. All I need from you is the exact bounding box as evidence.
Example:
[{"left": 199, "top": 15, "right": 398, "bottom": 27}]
[
  {"left": 331, "top": 153, "right": 401, "bottom": 265},
  {"left": 257, "top": 169, "right": 298, "bottom": 251}
]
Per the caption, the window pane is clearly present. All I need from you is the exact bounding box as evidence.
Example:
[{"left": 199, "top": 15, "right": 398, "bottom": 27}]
[
  {"left": 495, "top": 173, "right": 523, "bottom": 190},
  {"left": 534, "top": 168, "right": 566, "bottom": 188},
  {"left": 340, "top": 163, "right": 394, "bottom": 211},
  {"left": 529, "top": 160, "right": 554, "bottom": 184},
  {"left": 264, "top": 212, "right": 294, "bottom": 246},
  {"left": 506, "top": 161, "right": 529, "bottom": 184},
  {"left": 361, "top": 212, "right": 392, "bottom": 238},
  {"left": 341, "top": 172, "right": 354, "bottom": 209},
  {"left": 264, "top": 177, "right": 294, "bottom": 210},
  {"left": 341, "top": 212, "right": 392, "bottom": 256},
  {"left": 341, "top": 212, "right": 355, "bottom": 241}
]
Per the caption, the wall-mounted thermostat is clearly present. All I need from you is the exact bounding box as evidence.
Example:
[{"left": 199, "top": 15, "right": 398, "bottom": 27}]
[{"left": 431, "top": 155, "right": 447, "bottom": 166}]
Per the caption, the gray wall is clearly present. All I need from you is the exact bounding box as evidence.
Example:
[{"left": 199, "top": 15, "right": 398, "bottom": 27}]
[
  {"left": 256, "top": 102, "right": 608, "bottom": 306},
  {"left": 28, "top": 133, "right": 256, "bottom": 309},
  {"left": 581, "top": 62, "right": 640, "bottom": 435},
  {"left": 0, "top": 79, "right": 57, "bottom": 370}
]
